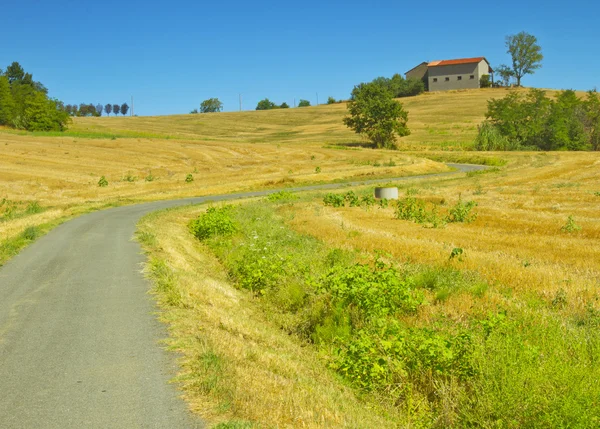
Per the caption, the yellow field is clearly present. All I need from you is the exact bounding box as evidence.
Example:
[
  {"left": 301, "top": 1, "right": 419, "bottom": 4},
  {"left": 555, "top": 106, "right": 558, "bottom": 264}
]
[
  {"left": 287, "top": 152, "right": 600, "bottom": 319},
  {"left": 1, "top": 88, "right": 517, "bottom": 256},
  {"left": 2, "top": 87, "right": 599, "bottom": 426}
]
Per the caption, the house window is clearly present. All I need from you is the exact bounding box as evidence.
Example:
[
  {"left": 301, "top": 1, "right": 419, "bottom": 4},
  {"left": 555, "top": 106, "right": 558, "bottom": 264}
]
[
  {"left": 457, "top": 76, "right": 462, "bottom": 81},
  {"left": 470, "top": 75, "right": 475, "bottom": 79},
  {"left": 433, "top": 78, "right": 438, "bottom": 83},
  {"left": 445, "top": 77, "right": 450, "bottom": 82}
]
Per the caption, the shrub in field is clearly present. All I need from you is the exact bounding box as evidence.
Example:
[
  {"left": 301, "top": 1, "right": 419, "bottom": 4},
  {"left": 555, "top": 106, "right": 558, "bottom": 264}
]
[
  {"left": 561, "top": 215, "right": 581, "bottom": 233},
  {"left": 446, "top": 196, "right": 478, "bottom": 223},
  {"left": 323, "top": 193, "right": 345, "bottom": 207},
  {"left": 318, "top": 258, "right": 423, "bottom": 319},
  {"left": 185, "top": 173, "right": 194, "bottom": 183},
  {"left": 395, "top": 193, "right": 427, "bottom": 223},
  {"left": 189, "top": 206, "right": 236, "bottom": 240},
  {"left": 474, "top": 121, "right": 519, "bottom": 151},
  {"left": 98, "top": 176, "right": 108, "bottom": 187},
  {"left": 344, "top": 191, "right": 360, "bottom": 207},
  {"left": 331, "top": 322, "right": 475, "bottom": 392}
]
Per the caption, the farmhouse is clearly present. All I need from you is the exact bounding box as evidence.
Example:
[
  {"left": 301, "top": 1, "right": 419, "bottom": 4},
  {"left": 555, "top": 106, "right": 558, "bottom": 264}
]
[{"left": 406, "top": 57, "right": 493, "bottom": 91}]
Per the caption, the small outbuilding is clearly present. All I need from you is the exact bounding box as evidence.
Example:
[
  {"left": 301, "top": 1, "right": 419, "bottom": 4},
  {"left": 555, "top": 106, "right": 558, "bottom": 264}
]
[{"left": 406, "top": 57, "right": 493, "bottom": 91}]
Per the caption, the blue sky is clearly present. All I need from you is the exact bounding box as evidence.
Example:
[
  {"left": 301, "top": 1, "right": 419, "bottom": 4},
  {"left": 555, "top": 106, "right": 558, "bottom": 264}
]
[{"left": 1, "top": 0, "right": 597, "bottom": 116}]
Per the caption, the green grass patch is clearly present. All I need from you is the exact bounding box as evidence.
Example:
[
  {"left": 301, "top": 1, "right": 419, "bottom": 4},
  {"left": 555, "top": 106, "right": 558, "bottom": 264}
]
[
  {"left": 0, "top": 128, "right": 177, "bottom": 140},
  {"left": 421, "top": 153, "right": 508, "bottom": 167}
]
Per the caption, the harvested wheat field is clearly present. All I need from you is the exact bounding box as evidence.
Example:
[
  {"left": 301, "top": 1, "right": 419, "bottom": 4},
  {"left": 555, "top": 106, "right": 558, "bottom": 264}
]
[{"left": 2, "top": 88, "right": 600, "bottom": 427}]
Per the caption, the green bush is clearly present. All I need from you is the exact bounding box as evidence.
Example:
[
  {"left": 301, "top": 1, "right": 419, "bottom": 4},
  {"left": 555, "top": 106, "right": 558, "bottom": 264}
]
[
  {"left": 331, "top": 322, "right": 475, "bottom": 392},
  {"left": 318, "top": 258, "right": 423, "bottom": 319},
  {"left": 395, "top": 193, "right": 427, "bottom": 223},
  {"left": 323, "top": 193, "right": 345, "bottom": 207},
  {"left": 189, "top": 206, "right": 237, "bottom": 240},
  {"left": 185, "top": 173, "right": 194, "bottom": 183},
  {"left": 479, "top": 74, "right": 492, "bottom": 88},
  {"left": 474, "top": 121, "right": 520, "bottom": 151},
  {"left": 98, "top": 176, "right": 108, "bottom": 187},
  {"left": 484, "top": 88, "right": 600, "bottom": 151},
  {"left": 446, "top": 196, "right": 478, "bottom": 223}
]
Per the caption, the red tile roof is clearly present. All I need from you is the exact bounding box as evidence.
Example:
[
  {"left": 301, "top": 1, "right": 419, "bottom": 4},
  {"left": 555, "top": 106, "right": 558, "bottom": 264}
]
[{"left": 429, "top": 57, "right": 487, "bottom": 67}]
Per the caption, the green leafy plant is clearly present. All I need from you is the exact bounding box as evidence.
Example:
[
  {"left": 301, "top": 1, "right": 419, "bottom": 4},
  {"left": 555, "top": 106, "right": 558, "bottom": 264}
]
[
  {"left": 122, "top": 173, "right": 136, "bottom": 182},
  {"left": 561, "top": 215, "right": 581, "bottom": 233},
  {"left": 185, "top": 173, "right": 194, "bottom": 183},
  {"left": 323, "top": 193, "right": 345, "bottom": 207},
  {"left": 98, "top": 176, "right": 108, "bottom": 187},
  {"left": 315, "top": 166, "right": 321, "bottom": 173},
  {"left": 189, "top": 206, "right": 237, "bottom": 240},
  {"left": 145, "top": 173, "right": 155, "bottom": 182},
  {"left": 449, "top": 247, "right": 464, "bottom": 261},
  {"left": 395, "top": 192, "right": 427, "bottom": 223},
  {"left": 318, "top": 258, "right": 423, "bottom": 319},
  {"left": 446, "top": 196, "right": 478, "bottom": 223},
  {"left": 344, "top": 191, "right": 360, "bottom": 207}
]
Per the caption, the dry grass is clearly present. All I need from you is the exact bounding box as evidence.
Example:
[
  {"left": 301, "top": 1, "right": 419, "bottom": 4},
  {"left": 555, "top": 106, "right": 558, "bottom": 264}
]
[
  {"left": 137, "top": 206, "right": 400, "bottom": 428},
  {"left": 286, "top": 151, "right": 600, "bottom": 322}
]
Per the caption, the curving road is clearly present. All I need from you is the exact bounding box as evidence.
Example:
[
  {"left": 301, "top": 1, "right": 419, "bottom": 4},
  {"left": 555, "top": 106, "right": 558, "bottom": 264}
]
[{"left": 0, "top": 164, "right": 483, "bottom": 428}]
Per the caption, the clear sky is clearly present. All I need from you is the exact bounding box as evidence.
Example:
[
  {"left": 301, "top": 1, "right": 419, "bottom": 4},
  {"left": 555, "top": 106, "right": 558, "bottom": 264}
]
[{"left": 1, "top": 0, "right": 597, "bottom": 116}]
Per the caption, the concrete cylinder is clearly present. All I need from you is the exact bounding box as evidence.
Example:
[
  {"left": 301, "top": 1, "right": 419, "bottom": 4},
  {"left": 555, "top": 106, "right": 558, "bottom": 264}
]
[{"left": 374, "top": 187, "right": 398, "bottom": 200}]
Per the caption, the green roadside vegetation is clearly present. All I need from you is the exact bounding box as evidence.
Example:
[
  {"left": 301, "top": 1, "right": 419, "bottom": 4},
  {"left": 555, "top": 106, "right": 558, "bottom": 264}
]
[{"left": 138, "top": 188, "right": 600, "bottom": 428}]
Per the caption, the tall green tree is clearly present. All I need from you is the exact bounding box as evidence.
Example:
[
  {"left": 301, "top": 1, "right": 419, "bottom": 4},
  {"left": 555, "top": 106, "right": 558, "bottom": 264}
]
[
  {"left": 583, "top": 91, "right": 600, "bottom": 151},
  {"left": 104, "top": 104, "right": 112, "bottom": 116},
  {"left": 200, "top": 98, "right": 223, "bottom": 113},
  {"left": 95, "top": 103, "right": 103, "bottom": 116},
  {"left": 505, "top": 31, "right": 543, "bottom": 86},
  {"left": 343, "top": 82, "right": 410, "bottom": 149},
  {"left": 298, "top": 99, "right": 311, "bottom": 107},
  {"left": 0, "top": 75, "right": 15, "bottom": 125},
  {"left": 22, "top": 92, "right": 70, "bottom": 131},
  {"left": 256, "top": 98, "right": 277, "bottom": 110},
  {"left": 495, "top": 65, "right": 514, "bottom": 87},
  {"left": 112, "top": 104, "right": 120, "bottom": 115},
  {"left": 120, "top": 103, "right": 129, "bottom": 116}
]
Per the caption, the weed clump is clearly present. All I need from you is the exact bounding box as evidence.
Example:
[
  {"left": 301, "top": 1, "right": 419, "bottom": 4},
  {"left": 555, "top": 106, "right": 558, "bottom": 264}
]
[
  {"left": 446, "top": 195, "right": 478, "bottom": 223},
  {"left": 98, "top": 176, "right": 108, "bottom": 187},
  {"left": 561, "top": 215, "right": 581, "bottom": 233}
]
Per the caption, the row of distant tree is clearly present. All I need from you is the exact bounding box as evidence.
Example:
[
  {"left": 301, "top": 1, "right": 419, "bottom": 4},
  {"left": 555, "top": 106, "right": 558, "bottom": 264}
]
[
  {"left": 190, "top": 97, "right": 319, "bottom": 113},
  {"left": 63, "top": 103, "right": 129, "bottom": 117}
]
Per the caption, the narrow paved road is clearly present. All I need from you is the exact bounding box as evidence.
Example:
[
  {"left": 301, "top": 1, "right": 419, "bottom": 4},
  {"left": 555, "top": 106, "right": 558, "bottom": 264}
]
[{"left": 0, "top": 164, "right": 483, "bottom": 428}]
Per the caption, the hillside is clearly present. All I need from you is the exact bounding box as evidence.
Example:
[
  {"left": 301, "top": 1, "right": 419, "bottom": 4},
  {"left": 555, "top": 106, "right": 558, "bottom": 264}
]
[{"left": 70, "top": 88, "right": 516, "bottom": 149}]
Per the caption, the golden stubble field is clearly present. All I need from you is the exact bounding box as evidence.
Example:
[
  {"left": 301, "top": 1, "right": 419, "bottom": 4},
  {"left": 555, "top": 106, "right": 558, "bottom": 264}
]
[
  {"left": 0, "top": 87, "right": 548, "bottom": 243},
  {"left": 286, "top": 152, "right": 600, "bottom": 321}
]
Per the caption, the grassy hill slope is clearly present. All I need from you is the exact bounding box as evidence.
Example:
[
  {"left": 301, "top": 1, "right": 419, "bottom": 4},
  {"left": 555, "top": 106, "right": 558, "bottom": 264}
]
[{"left": 70, "top": 88, "right": 515, "bottom": 149}]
